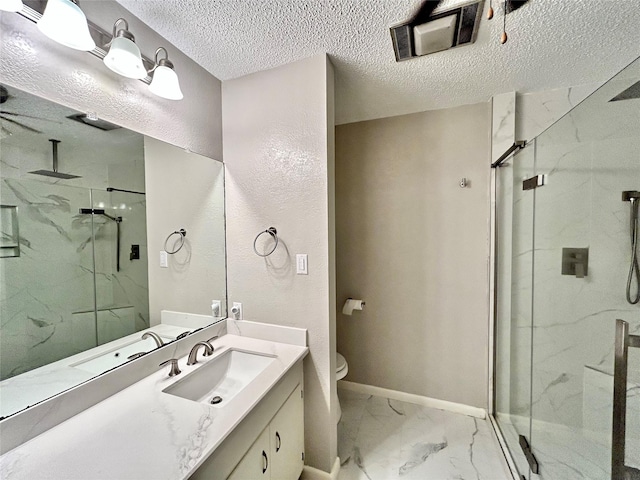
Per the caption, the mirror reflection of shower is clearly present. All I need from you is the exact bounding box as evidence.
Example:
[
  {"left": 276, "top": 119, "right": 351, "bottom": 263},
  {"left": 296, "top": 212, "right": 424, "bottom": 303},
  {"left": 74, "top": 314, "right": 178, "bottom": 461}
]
[
  {"left": 622, "top": 190, "right": 640, "bottom": 304},
  {"left": 79, "top": 208, "right": 123, "bottom": 272}
]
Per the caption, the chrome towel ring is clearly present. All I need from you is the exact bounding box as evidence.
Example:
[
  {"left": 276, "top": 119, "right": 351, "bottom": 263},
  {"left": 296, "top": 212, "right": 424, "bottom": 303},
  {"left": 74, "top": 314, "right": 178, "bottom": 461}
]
[
  {"left": 164, "top": 229, "right": 187, "bottom": 254},
  {"left": 253, "top": 227, "right": 278, "bottom": 257}
]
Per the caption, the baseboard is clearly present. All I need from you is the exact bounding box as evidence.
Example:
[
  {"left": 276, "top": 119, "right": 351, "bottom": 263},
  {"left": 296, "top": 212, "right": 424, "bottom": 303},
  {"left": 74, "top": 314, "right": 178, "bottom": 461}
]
[
  {"left": 301, "top": 456, "right": 340, "bottom": 480},
  {"left": 338, "top": 380, "right": 486, "bottom": 419}
]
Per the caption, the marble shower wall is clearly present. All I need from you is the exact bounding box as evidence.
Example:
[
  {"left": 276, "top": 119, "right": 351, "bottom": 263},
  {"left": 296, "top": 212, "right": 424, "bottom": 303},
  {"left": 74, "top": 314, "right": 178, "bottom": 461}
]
[
  {"left": 512, "top": 68, "right": 640, "bottom": 434},
  {"left": 0, "top": 140, "right": 148, "bottom": 379},
  {"left": 494, "top": 62, "right": 640, "bottom": 478},
  {"left": 0, "top": 178, "right": 95, "bottom": 379}
]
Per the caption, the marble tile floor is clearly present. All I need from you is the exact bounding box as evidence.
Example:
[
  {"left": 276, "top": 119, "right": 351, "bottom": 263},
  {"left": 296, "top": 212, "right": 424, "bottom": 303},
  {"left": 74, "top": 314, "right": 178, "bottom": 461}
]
[{"left": 337, "top": 389, "right": 512, "bottom": 480}]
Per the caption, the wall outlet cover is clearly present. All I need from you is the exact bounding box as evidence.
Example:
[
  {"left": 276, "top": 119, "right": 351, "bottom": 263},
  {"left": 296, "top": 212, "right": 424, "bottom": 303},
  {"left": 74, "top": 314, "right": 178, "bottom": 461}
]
[{"left": 231, "top": 302, "right": 243, "bottom": 320}]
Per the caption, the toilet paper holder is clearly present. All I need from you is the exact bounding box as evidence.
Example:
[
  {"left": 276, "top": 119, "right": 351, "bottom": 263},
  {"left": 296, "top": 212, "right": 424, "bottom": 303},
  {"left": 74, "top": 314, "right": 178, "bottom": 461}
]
[{"left": 342, "top": 298, "right": 365, "bottom": 316}]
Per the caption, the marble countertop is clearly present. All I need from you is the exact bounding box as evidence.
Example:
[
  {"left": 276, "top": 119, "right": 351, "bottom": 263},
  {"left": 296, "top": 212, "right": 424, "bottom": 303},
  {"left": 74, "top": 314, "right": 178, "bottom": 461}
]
[
  {"left": 0, "top": 323, "right": 192, "bottom": 419},
  {"left": 0, "top": 333, "right": 308, "bottom": 480}
]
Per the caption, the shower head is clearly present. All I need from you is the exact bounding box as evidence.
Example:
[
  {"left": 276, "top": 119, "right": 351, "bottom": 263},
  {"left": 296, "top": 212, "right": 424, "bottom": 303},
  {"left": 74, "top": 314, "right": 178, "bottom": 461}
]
[
  {"left": 29, "top": 139, "right": 81, "bottom": 179},
  {"left": 29, "top": 169, "right": 81, "bottom": 180}
]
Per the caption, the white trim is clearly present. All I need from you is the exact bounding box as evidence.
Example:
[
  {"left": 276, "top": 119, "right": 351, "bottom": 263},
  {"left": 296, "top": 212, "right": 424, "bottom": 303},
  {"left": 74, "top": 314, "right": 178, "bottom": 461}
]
[
  {"left": 488, "top": 414, "right": 520, "bottom": 480},
  {"left": 301, "top": 456, "right": 340, "bottom": 480},
  {"left": 338, "top": 381, "right": 486, "bottom": 419}
]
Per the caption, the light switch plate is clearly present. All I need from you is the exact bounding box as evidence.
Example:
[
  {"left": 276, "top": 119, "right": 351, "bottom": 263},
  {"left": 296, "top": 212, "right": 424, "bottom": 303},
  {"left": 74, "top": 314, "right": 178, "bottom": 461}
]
[
  {"left": 296, "top": 254, "right": 308, "bottom": 275},
  {"left": 160, "top": 250, "right": 168, "bottom": 268}
]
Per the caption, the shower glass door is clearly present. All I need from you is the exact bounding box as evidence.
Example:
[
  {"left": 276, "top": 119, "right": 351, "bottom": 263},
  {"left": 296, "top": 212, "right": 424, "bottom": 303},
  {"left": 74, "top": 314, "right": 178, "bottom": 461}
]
[
  {"left": 493, "top": 54, "right": 640, "bottom": 480},
  {"left": 90, "top": 188, "right": 149, "bottom": 345},
  {"left": 494, "top": 143, "right": 536, "bottom": 477},
  {"left": 528, "top": 56, "right": 640, "bottom": 479}
]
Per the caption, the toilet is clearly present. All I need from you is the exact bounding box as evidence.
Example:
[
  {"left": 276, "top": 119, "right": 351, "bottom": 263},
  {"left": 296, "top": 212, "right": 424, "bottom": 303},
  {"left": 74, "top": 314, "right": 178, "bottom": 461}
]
[{"left": 335, "top": 352, "right": 349, "bottom": 423}]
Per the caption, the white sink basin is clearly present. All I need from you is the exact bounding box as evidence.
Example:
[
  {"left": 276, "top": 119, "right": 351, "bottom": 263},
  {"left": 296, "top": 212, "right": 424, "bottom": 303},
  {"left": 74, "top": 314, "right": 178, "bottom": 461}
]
[
  {"left": 71, "top": 334, "right": 173, "bottom": 374},
  {"left": 163, "top": 349, "right": 276, "bottom": 407}
]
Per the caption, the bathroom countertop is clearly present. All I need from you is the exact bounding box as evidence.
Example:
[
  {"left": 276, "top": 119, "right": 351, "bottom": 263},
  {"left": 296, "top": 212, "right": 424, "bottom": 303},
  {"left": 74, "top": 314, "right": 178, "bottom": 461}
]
[
  {"left": 0, "top": 334, "right": 308, "bottom": 480},
  {"left": 0, "top": 323, "right": 191, "bottom": 419}
]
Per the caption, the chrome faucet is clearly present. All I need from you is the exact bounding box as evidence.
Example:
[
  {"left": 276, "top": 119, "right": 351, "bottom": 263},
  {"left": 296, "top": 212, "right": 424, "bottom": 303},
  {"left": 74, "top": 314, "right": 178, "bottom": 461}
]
[
  {"left": 187, "top": 341, "right": 214, "bottom": 365},
  {"left": 142, "top": 331, "right": 164, "bottom": 348}
]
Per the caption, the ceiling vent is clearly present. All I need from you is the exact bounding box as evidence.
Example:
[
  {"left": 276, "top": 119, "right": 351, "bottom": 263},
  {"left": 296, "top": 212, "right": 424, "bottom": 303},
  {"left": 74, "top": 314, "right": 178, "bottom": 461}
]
[
  {"left": 66, "top": 113, "right": 121, "bottom": 131},
  {"left": 390, "top": 0, "right": 484, "bottom": 61}
]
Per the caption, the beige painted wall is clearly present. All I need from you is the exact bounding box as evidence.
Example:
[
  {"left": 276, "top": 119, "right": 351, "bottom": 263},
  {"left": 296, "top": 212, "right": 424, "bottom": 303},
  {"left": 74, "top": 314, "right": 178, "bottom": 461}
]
[
  {"left": 145, "top": 137, "right": 226, "bottom": 324},
  {"left": 223, "top": 54, "right": 337, "bottom": 473},
  {"left": 336, "top": 102, "right": 491, "bottom": 409}
]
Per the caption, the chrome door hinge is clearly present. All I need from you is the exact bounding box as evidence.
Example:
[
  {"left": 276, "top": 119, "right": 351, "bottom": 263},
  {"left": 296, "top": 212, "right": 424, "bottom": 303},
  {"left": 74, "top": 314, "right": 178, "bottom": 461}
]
[
  {"left": 519, "top": 435, "right": 539, "bottom": 474},
  {"left": 302, "top": 452, "right": 305, "bottom": 461},
  {"left": 522, "top": 174, "right": 546, "bottom": 191},
  {"left": 301, "top": 390, "right": 304, "bottom": 399}
]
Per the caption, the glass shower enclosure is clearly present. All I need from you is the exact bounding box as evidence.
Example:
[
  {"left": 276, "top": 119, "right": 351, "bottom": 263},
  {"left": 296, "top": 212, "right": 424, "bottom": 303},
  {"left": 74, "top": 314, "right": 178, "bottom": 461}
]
[
  {"left": 493, "top": 57, "right": 640, "bottom": 479},
  {"left": 0, "top": 178, "right": 149, "bottom": 381}
]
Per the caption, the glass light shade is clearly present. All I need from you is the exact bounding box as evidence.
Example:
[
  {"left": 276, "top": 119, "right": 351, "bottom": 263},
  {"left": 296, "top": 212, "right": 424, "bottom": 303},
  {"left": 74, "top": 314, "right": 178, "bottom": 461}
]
[
  {"left": 103, "top": 36, "right": 146, "bottom": 80},
  {"left": 37, "top": 0, "right": 95, "bottom": 51},
  {"left": 149, "top": 65, "right": 183, "bottom": 100},
  {"left": 0, "top": 0, "right": 24, "bottom": 12}
]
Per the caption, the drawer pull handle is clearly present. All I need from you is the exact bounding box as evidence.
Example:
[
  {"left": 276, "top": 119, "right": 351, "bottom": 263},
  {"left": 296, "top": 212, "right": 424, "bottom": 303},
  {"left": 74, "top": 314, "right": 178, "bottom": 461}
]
[
  {"left": 276, "top": 432, "right": 281, "bottom": 452},
  {"left": 262, "top": 450, "right": 268, "bottom": 474}
]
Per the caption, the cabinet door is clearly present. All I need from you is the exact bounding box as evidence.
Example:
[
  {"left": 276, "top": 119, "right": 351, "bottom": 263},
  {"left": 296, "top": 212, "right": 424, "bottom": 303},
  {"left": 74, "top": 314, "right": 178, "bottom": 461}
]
[
  {"left": 270, "top": 385, "right": 304, "bottom": 480},
  {"left": 227, "top": 427, "right": 270, "bottom": 480}
]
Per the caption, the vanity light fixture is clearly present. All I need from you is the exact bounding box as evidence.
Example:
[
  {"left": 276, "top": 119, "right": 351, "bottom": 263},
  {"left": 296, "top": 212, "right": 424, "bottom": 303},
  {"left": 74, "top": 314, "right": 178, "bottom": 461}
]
[
  {"left": 12, "top": 4, "right": 185, "bottom": 100},
  {"left": 103, "top": 18, "right": 146, "bottom": 80},
  {"left": 36, "top": 0, "right": 95, "bottom": 51},
  {"left": 0, "top": 0, "right": 24, "bottom": 13},
  {"left": 148, "top": 47, "right": 183, "bottom": 100}
]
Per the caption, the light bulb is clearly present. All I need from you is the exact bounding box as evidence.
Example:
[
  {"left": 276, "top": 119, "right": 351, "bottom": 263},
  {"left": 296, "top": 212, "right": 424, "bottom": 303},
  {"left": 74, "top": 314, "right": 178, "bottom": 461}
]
[
  {"left": 37, "top": 0, "right": 95, "bottom": 51},
  {"left": 149, "top": 64, "right": 183, "bottom": 100},
  {"left": 0, "top": 0, "right": 24, "bottom": 13},
  {"left": 103, "top": 35, "right": 146, "bottom": 80}
]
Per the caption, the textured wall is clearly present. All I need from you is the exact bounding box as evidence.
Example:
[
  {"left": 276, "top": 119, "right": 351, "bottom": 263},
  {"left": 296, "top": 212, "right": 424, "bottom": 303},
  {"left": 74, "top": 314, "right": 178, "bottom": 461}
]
[
  {"left": 336, "top": 102, "right": 491, "bottom": 409},
  {"left": 0, "top": 4, "right": 222, "bottom": 160},
  {"left": 144, "top": 137, "right": 226, "bottom": 324},
  {"left": 223, "top": 54, "right": 337, "bottom": 473}
]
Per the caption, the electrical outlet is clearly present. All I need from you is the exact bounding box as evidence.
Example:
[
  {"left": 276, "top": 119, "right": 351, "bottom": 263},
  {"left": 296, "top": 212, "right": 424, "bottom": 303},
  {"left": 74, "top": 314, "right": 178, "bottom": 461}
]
[
  {"left": 211, "top": 300, "right": 221, "bottom": 317},
  {"left": 231, "top": 302, "right": 242, "bottom": 320}
]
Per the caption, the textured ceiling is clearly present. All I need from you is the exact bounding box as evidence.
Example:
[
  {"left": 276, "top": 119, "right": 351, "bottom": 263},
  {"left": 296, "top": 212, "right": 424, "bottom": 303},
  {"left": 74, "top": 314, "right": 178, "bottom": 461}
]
[
  {"left": 1, "top": 85, "right": 142, "bottom": 167},
  {"left": 114, "top": 0, "right": 640, "bottom": 125}
]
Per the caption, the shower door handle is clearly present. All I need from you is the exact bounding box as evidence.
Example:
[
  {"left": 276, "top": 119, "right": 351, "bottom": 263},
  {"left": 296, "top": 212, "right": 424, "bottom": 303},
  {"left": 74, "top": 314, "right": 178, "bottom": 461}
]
[{"left": 612, "top": 319, "right": 640, "bottom": 480}]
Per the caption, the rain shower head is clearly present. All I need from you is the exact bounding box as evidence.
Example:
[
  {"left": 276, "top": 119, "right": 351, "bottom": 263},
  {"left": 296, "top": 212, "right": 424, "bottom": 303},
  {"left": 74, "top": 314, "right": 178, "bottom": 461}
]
[
  {"left": 29, "top": 169, "right": 81, "bottom": 180},
  {"left": 29, "top": 139, "right": 81, "bottom": 179}
]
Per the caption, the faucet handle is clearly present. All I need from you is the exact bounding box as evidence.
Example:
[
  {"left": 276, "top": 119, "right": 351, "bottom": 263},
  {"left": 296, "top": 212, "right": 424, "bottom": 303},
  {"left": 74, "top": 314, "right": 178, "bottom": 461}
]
[{"left": 159, "top": 358, "right": 181, "bottom": 377}]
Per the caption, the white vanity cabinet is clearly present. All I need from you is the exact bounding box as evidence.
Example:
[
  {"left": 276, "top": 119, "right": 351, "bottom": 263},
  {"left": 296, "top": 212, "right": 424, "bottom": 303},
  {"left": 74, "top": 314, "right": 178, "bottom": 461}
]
[
  {"left": 269, "top": 384, "right": 305, "bottom": 479},
  {"left": 191, "top": 361, "right": 304, "bottom": 480},
  {"left": 228, "top": 384, "right": 304, "bottom": 480}
]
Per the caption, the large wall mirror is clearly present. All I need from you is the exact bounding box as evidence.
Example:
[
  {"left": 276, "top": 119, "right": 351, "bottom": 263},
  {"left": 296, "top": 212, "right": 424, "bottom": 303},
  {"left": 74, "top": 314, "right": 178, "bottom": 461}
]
[{"left": 0, "top": 85, "right": 226, "bottom": 419}]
